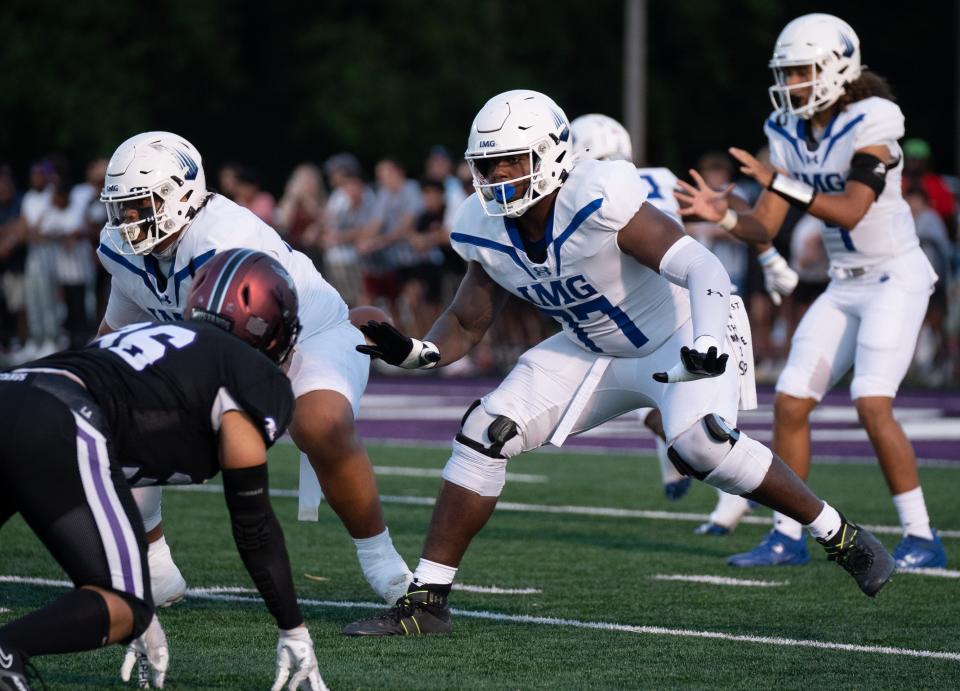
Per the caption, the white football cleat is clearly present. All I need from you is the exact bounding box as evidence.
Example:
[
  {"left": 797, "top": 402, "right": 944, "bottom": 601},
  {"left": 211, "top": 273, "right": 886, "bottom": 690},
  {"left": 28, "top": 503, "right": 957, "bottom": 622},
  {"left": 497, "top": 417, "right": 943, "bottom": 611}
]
[{"left": 148, "top": 539, "right": 187, "bottom": 608}]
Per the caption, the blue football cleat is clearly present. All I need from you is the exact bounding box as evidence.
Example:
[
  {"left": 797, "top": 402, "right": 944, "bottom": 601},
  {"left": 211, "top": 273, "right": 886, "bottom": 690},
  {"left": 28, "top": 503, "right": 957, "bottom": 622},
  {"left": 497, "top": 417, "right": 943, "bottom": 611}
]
[
  {"left": 694, "top": 522, "right": 730, "bottom": 535},
  {"left": 728, "top": 530, "right": 811, "bottom": 567},
  {"left": 893, "top": 531, "right": 947, "bottom": 569},
  {"left": 664, "top": 477, "right": 692, "bottom": 501}
]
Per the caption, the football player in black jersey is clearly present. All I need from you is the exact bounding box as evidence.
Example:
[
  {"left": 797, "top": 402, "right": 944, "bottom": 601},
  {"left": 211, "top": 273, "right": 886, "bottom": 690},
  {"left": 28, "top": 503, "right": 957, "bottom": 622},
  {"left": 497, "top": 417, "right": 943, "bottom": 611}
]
[{"left": 0, "top": 250, "right": 328, "bottom": 691}]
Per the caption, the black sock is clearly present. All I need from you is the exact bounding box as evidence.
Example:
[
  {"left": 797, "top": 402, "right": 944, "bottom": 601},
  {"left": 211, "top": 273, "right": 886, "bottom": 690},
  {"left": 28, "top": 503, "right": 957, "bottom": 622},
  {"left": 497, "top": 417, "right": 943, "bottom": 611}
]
[
  {"left": 410, "top": 581, "right": 452, "bottom": 597},
  {"left": 0, "top": 588, "right": 110, "bottom": 658}
]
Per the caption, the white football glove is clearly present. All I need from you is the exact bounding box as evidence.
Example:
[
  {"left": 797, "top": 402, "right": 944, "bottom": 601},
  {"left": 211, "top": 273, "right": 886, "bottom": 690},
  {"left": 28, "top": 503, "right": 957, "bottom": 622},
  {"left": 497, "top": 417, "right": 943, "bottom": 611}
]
[
  {"left": 271, "top": 627, "right": 329, "bottom": 691},
  {"left": 120, "top": 615, "right": 169, "bottom": 689},
  {"left": 758, "top": 247, "right": 798, "bottom": 306}
]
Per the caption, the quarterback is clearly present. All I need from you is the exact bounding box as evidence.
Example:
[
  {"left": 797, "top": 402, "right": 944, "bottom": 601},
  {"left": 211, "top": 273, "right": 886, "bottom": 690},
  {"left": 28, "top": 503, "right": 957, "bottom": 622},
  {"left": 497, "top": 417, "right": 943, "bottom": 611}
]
[
  {"left": 95, "top": 132, "right": 411, "bottom": 609},
  {"left": 678, "top": 14, "right": 946, "bottom": 569},
  {"left": 0, "top": 252, "right": 327, "bottom": 691},
  {"left": 344, "top": 90, "right": 894, "bottom": 636}
]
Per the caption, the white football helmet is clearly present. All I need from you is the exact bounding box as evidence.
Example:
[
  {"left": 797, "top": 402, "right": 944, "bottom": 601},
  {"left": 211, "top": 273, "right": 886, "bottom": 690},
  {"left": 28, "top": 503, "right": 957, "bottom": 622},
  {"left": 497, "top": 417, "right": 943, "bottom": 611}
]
[
  {"left": 464, "top": 90, "right": 573, "bottom": 217},
  {"left": 768, "top": 13, "right": 862, "bottom": 120},
  {"left": 570, "top": 114, "right": 633, "bottom": 162},
  {"left": 101, "top": 131, "right": 208, "bottom": 255}
]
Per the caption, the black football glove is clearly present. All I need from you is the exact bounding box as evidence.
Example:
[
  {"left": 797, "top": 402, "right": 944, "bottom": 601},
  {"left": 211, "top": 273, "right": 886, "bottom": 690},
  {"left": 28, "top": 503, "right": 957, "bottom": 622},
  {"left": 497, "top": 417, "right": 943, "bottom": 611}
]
[
  {"left": 653, "top": 344, "right": 728, "bottom": 383},
  {"left": 356, "top": 320, "right": 440, "bottom": 369}
]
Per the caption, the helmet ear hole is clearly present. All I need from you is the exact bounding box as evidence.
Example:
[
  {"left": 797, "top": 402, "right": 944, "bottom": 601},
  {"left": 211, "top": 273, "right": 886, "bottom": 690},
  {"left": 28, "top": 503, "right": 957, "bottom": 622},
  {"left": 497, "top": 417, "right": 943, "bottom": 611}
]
[{"left": 241, "top": 285, "right": 251, "bottom": 306}]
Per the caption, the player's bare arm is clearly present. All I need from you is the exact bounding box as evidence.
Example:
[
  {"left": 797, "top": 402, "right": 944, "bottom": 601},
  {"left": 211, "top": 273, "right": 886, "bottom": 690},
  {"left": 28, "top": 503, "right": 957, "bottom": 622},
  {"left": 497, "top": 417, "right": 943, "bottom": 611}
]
[{"left": 357, "top": 260, "right": 509, "bottom": 369}]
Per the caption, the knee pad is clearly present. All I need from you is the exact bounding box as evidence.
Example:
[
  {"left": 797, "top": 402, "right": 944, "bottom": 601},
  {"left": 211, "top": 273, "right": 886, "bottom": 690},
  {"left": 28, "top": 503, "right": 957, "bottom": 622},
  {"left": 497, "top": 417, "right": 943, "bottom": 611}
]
[
  {"left": 442, "top": 400, "right": 522, "bottom": 497},
  {"left": 668, "top": 414, "right": 772, "bottom": 495},
  {"left": 133, "top": 486, "right": 163, "bottom": 532}
]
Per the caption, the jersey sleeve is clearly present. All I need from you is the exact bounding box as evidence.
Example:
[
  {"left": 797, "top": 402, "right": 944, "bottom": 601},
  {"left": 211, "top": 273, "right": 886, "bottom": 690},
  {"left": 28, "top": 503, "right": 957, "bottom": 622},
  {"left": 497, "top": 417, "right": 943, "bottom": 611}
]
[
  {"left": 223, "top": 351, "right": 296, "bottom": 447},
  {"left": 595, "top": 160, "right": 649, "bottom": 232},
  {"left": 449, "top": 194, "right": 484, "bottom": 263},
  {"left": 851, "top": 98, "right": 905, "bottom": 152},
  {"left": 103, "top": 277, "right": 153, "bottom": 329}
]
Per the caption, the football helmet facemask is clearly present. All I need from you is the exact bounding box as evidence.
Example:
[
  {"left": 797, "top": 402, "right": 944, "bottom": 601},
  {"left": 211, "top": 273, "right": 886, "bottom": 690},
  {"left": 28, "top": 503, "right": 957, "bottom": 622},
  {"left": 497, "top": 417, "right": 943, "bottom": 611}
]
[
  {"left": 465, "top": 90, "right": 573, "bottom": 217},
  {"left": 101, "top": 131, "right": 208, "bottom": 256},
  {"left": 185, "top": 249, "right": 301, "bottom": 365},
  {"left": 768, "top": 13, "right": 862, "bottom": 120},
  {"left": 570, "top": 113, "right": 633, "bottom": 162}
]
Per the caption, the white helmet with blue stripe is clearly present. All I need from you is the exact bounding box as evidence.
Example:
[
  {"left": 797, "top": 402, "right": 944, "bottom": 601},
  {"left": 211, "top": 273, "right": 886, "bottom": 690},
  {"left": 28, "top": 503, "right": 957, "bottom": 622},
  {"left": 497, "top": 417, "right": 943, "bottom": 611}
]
[
  {"left": 768, "top": 13, "right": 862, "bottom": 120},
  {"left": 465, "top": 90, "right": 573, "bottom": 217},
  {"left": 101, "top": 131, "right": 208, "bottom": 256}
]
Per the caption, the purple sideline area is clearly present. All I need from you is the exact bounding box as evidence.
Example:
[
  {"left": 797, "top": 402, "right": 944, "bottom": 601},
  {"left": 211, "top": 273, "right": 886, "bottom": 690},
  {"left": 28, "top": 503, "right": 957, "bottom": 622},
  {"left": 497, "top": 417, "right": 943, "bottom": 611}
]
[{"left": 357, "top": 376, "right": 960, "bottom": 463}]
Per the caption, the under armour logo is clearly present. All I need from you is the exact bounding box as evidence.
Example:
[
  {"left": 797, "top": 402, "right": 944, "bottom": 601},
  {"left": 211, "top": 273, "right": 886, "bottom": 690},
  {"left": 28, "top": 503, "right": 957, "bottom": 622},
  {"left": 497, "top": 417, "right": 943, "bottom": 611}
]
[
  {"left": 707, "top": 289, "right": 724, "bottom": 297},
  {"left": 80, "top": 406, "right": 94, "bottom": 419},
  {"left": 264, "top": 417, "right": 278, "bottom": 442},
  {"left": 532, "top": 266, "right": 551, "bottom": 278},
  {"left": 159, "top": 295, "right": 172, "bottom": 304},
  {"left": 0, "top": 646, "right": 13, "bottom": 669}
]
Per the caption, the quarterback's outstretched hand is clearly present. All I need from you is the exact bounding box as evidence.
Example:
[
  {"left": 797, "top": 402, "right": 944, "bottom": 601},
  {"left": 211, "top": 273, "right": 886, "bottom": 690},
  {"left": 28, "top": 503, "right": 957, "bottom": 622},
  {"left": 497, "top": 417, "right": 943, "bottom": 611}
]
[
  {"left": 271, "top": 627, "right": 329, "bottom": 691},
  {"left": 356, "top": 320, "right": 440, "bottom": 369},
  {"left": 674, "top": 169, "right": 734, "bottom": 223},
  {"left": 653, "top": 336, "right": 728, "bottom": 383},
  {"left": 729, "top": 147, "right": 775, "bottom": 188},
  {"left": 120, "top": 615, "right": 169, "bottom": 688},
  {"left": 758, "top": 247, "right": 798, "bottom": 306}
]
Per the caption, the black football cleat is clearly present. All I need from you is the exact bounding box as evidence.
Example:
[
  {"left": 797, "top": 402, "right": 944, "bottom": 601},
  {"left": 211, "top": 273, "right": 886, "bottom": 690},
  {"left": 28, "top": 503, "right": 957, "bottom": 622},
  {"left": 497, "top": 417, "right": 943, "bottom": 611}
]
[
  {"left": 343, "top": 586, "right": 452, "bottom": 636},
  {"left": 0, "top": 646, "right": 38, "bottom": 691},
  {"left": 817, "top": 518, "right": 895, "bottom": 597}
]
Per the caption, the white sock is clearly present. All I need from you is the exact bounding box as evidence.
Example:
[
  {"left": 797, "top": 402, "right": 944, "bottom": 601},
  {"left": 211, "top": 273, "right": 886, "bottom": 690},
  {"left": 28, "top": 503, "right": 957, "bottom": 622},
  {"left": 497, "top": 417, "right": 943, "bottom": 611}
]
[
  {"left": 353, "top": 528, "right": 393, "bottom": 556},
  {"left": 413, "top": 558, "right": 458, "bottom": 586},
  {"left": 893, "top": 487, "right": 934, "bottom": 540},
  {"left": 147, "top": 534, "right": 168, "bottom": 558},
  {"left": 774, "top": 511, "right": 805, "bottom": 540},
  {"left": 804, "top": 502, "right": 842, "bottom": 542},
  {"left": 708, "top": 490, "right": 752, "bottom": 528}
]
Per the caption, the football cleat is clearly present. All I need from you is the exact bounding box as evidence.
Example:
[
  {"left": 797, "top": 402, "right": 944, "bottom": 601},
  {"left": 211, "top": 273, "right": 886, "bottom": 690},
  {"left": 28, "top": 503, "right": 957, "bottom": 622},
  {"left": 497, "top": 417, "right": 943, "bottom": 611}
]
[
  {"left": 148, "top": 542, "right": 187, "bottom": 608},
  {"left": 343, "top": 586, "right": 452, "bottom": 636},
  {"left": 664, "top": 477, "right": 692, "bottom": 501},
  {"left": 728, "top": 530, "right": 811, "bottom": 567},
  {"left": 818, "top": 519, "right": 895, "bottom": 597},
  {"left": 694, "top": 522, "right": 731, "bottom": 536},
  {"left": 893, "top": 531, "right": 947, "bottom": 570},
  {"left": 0, "top": 647, "right": 39, "bottom": 691}
]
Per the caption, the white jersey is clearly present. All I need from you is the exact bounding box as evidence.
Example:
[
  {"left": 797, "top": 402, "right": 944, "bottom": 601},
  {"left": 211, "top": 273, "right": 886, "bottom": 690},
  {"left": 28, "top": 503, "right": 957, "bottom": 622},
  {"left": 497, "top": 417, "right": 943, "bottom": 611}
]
[
  {"left": 764, "top": 96, "right": 917, "bottom": 268},
  {"left": 636, "top": 167, "right": 680, "bottom": 220},
  {"left": 450, "top": 159, "right": 690, "bottom": 357},
  {"left": 98, "top": 193, "right": 348, "bottom": 337}
]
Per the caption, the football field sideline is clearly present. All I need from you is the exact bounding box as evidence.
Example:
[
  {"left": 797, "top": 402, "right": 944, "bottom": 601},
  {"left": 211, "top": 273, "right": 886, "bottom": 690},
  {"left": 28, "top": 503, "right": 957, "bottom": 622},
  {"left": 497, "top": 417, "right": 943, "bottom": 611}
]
[{"left": 2, "top": 575, "right": 958, "bottom": 664}]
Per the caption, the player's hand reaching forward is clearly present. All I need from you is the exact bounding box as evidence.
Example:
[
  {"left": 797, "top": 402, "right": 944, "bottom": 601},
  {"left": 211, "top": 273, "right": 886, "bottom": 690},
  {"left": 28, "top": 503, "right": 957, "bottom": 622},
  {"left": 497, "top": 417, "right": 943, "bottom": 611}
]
[
  {"left": 653, "top": 336, "right": 728, "bottom": 383},
  {"left": 271, "top": 627, "right": 329, "bottom": 691},
  {"left": 728, "top": 147, "right": 775, "bottom": 187},
  {"left": 674, "top": 170, "right": 733, "bottom": 223},
  {"left": 120, "top": 615, "right": 169, "bottom": 688},
  {"left": 356, "top": 320, "right": 440, "bottom": 369}
]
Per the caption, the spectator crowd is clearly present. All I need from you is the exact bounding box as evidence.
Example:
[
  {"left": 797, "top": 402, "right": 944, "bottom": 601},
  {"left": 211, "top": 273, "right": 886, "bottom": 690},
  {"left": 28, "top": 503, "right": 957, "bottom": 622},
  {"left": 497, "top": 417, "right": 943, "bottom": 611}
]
[{"left": 1, "top": 140, "right": 958, "bottom": 385}]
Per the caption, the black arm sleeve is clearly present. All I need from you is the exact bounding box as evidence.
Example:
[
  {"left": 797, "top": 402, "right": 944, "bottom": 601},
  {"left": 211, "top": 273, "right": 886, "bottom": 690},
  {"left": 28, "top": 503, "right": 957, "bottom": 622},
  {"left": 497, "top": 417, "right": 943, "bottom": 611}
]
[
  {"left": 222, "top": 464, "right": 302, "bottom": 630},
  {"left": 847, "top": 152, "right": 892, "bottom": 199}
]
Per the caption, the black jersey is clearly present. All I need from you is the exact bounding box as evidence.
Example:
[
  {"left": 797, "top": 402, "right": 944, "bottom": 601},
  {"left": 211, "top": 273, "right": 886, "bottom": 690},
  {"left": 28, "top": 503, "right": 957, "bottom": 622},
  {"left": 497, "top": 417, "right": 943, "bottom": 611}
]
[{"left": 29, "top": 320, "right": 295, "bottom": 486}]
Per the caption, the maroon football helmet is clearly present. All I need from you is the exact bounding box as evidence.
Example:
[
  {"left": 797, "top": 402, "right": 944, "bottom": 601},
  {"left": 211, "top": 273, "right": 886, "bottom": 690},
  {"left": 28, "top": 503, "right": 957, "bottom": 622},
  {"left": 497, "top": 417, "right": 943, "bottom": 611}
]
[{"left": 185, "top": 248, "right": 301, "bottom": 364}]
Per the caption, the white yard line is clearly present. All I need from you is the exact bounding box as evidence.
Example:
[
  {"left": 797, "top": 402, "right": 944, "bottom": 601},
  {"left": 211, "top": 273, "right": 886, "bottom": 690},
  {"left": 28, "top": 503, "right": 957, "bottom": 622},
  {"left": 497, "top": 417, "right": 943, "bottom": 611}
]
[
  {"left": 896, "top": 567, "right": 960, "bottom": 578},
  {"left": 163, "top": 485, "right": 960, "bottom": 540},
  {"left": 453, "top": 584, "right": 541, "bottom": 595},
  {"left": 373, "top": 465, "right": 547, "bottom": 483},
  {"left": 2, "top": 575, "right": 955, "bottom": 663},
  {"left": 651, "top": 574, "right": 788, "bottom": 587}
]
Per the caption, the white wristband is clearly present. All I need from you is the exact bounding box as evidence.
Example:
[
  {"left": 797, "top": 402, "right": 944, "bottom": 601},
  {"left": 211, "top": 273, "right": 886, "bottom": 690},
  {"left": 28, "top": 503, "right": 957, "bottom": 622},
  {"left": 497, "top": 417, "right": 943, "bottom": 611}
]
[
  {"left": 718, "top": 208, "right": 738, "bottom": 231},
  {"left": 757, "top": 246, "right": 780, "bottom": 266},
  {"left": 769, "top": 173, "right": 816, "bottom": 208},
  {"left": 399, "top": 339, "right": 440, "bottom": 369}
]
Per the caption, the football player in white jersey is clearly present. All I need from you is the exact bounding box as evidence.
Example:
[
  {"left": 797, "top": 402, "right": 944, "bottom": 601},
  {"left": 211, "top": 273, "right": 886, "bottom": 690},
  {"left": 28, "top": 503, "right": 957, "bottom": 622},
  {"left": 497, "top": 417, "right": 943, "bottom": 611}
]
[
  {"left": 677, "top": 14, "right": 946, "bottom": 569},
  {"left": 570, "top": 113, "right": 762, "bottom": 535},
  {"left": 343, "top": 90, "right": 894, "bottom": 636},
  {"left": 96, "top": 132, "right": 412, "bottom": 608}
]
